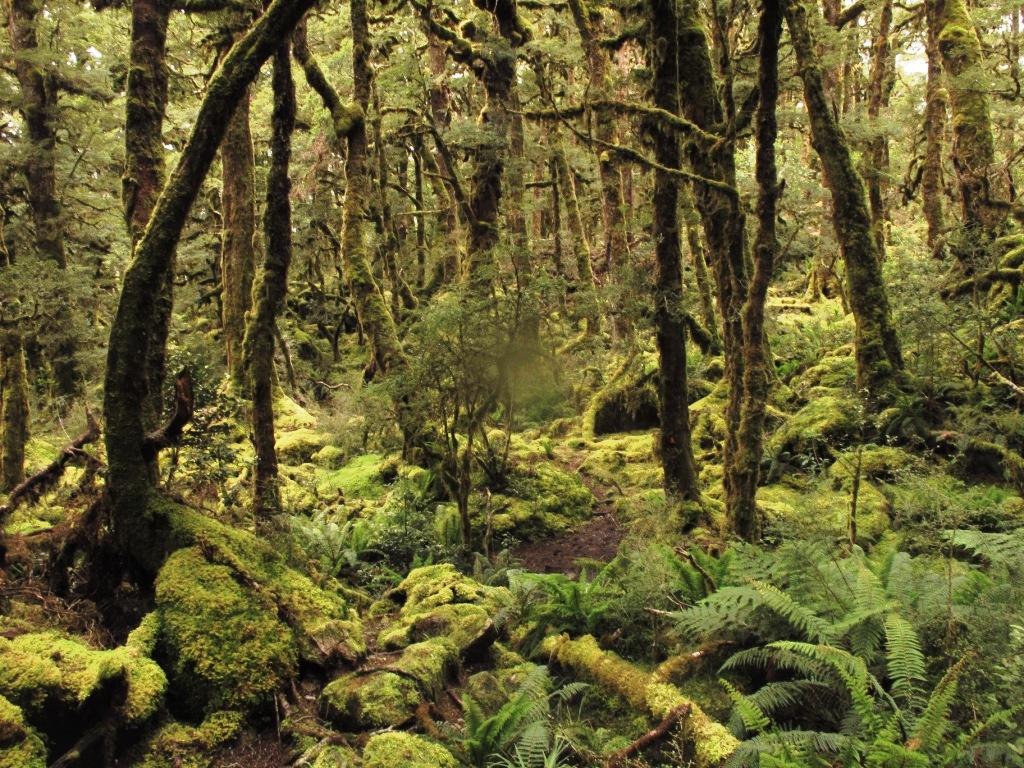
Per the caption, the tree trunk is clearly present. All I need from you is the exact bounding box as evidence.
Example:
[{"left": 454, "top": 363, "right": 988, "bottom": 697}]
[
  {"left": 7, "top": 0, "right": 66, "bottom": 269},
  {"left": 220, "top": 83, "right": 257, "bottom": 387},
  {"left": 677, "top": 0, "right": 748, "bottom": 520},
  {"left": 680, "top": 185, "right": 721, "bottom": 354},
  {"left": 343, "top": 0, "right": 405, "bottom": 380},
  {"left": 552, "top": 140, "right": 599, "bottom": 330},
  {"left": 644, "top": 0, "right": 701, "bottom": 507},
  {"left": 923, "top": 24, "right": 947, "bottom": 249},
  {"left": 0, "top": 330, "right": 29, "bottom": 492},
  {"left": 103, "top": 0, "right": 318, "bottom": 575},
  {"left": 729, "top": 0, "right": 783, "bottom": 542},
  {"left": 123, "top": 0, "right": 174, "bottom": 428},
  {"left": 242, "top": 43, "right": 294, "bottom": 523},
  {"left": 928, "top": 0, "right": 1007, "bottom": 240},
  {"left": 785, "top": 0, "right": 903, "bottom": 401},
  {"left": 864, "top": 0, "right": 894, "bottom": 258}
]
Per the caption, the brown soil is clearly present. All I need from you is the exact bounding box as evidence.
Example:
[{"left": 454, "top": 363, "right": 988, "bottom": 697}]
[{"left": 511, "top": 462, "right": 625, "bottom": 577}]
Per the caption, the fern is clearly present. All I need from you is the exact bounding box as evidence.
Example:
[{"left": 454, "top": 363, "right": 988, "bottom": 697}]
[
  {"left": 944, "top": 529, "right": 1024, "bottom": 574},
  {"left": 883, "top": 614, "right": 926, "bottom": 706},
  {"left": 748, "top": 581, "right": 835, "bottom": 643},
  {"left": 722, "top": 678, "right": 771, "bottom": 734}
]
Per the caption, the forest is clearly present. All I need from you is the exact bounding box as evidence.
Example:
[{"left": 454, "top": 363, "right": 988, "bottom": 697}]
[{"left": 1, "top": 0, "right": 1023, "bottom": 762}]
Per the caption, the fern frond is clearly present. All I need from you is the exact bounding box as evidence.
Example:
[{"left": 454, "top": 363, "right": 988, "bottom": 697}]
[
  {"left": 883, "top": 614, "right": 926, "bottom": 706},
  {"left": 943, "top": 529, "right": 1024, "bottom": 573},
  {"left": 906, "top": 655, "right": 967, "bottom": 754},
  {"left": 745, "top": 681, "right": 833, "bottom": 720},
  {"left": 721, "top": 678, "right": 771, "bottom": 734},
  {"left": 749, "top": 581, "right": 835, "bottom": 643},
  {"left": 726, "top": 729, "right": 846, "bottom": 768}
]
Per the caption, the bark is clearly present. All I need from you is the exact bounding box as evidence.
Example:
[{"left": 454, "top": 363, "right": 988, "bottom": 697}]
[
  {"left": 220, "top": 82, "right": 257, "bottom": 386},
  {"left": 103, "top": 0, "right": 319, "bottom": 575},
  {"left": 242, "top": 44, "right": 294, "bottom": 522},
  {"left": 923, "top": 24, "right": 947, "bottom": 249},
  {"left": 864, "top": 0, "right": 894, "bottom": 258},
  {"left": 729, "top": 0, "right": 783, "bottom": 543},
  {"left": 785, "top": 0, "right": 903, "bottom": 401},
  {"left": 644, "top": 0, "right": 701, "bottom": 506},
  {"left": 928, "top": 0, "right": 1007, "bottom": 238},
  {"left": 343, "top": 0, "right": 405, "bottom": 380},
  {"left": 7, "top": 0, "right": 66, "bottom": 269},
  {"left": 0, "top": 330, "right": 29, "bottom": 492},
  {"left": 676, "top": 0, "right": 748, "bottom": 516},
  {"left": 567, "top": 0, "right": 629, "bottom": 332},
  {"left": 123, "top": 0, "right": 174, "bottom": 427}
]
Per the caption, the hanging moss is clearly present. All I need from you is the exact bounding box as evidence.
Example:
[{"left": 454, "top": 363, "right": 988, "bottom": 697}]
[{"left": 361, "top": 732, "right": 458, "bottom": 768}]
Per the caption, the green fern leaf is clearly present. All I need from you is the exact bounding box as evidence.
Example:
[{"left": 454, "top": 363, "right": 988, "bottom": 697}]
[
  {"left": 907, "top": 656, "right": 967, "bottom": 754},
  {"left": 883, "top": 614, "right": 925, "bottom": 705},
  {"left": 749, "top": 581, "right": 835, "bottom": 643}
]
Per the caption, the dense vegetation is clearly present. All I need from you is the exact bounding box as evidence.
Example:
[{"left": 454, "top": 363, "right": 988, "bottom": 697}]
[{"left": 1, "top": 0, "right": 1024, "bottom": 763}]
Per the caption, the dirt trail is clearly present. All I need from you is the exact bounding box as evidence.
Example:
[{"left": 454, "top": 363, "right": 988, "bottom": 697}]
[{"left": 510, "top": 456, "right": 624, "bottom": 576}]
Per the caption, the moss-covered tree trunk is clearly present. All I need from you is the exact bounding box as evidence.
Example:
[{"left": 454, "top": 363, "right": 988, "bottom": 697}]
[
  {"left": 552, "top": 140, "right": 599, "bottom": 332},
  {"left": 0, "top": 330, "right": 29, "bottom": 492},
  {"left": 729, "top": 0, "right": 782, "bottom": 542},
  {"left": 568, "top": 0, "right": 628, "bottom": 336},
  {"left": 864, "top": 0, "right": 894, "bottom": 258},
  {"left": 241, "top": 44, "right": 294, "bottom": 523},
  {"left": 681, "top": 185, "right": 721, "bottom": 354},
  {"left": 923, "top": 25, "right": 947, "bottom": 249},
  {"left": 644, "top": 0, "right": 701, "bottom": 506},
  {"left": 785, "top": 0, "right": 903, "bottom": 401},
  {"left": 7, "top": 0, "right": 66, "bottom": 270},
  {"left": 123, "top": 0, "right": 173, "bottom": 427},
  {"left": 220, "top": 81, "right": 257, "bottom": 387},
  {"left": 676, "top": 0, "right": 748, "bottom": 525},
  {"left": 426, "top": 29, "right": 462, "bottom": 287},
  {"left": 344, "top": 0, "right": 405, "bottom": 379},
  {"left": 927, "top": 0, "right": 1006, "bottom": 239},
  {"left": 103, "top": 0, "right": 318, "bottom": 575}
]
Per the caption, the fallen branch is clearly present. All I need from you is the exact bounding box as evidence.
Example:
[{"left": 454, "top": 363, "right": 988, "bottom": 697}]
[
  {"left": 606, "top": 703, "right": 691, "bottom": 767},
  {"left": 0, "top": 404, "right": 101, "bottom": 519}
]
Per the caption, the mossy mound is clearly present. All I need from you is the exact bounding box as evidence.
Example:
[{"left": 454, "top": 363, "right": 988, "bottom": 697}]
[
  {"left": 0, "top": 695, "right": 45, "bottom": 768},
  {"left": 277, "top": 428, "right": 331, "bottom": 464},
  {"left": 0, "top": 630, "right": 166, "bottom": 724},
  {"left": 361, "top": 732, "right": 458, "bottom": 768},
  {"left": 577, "top": 433, "right": 662, "bottom": 495},
  {"left": 767, "top": 394, "right": 861, "bottom": 462},
  {"left": 758, "top": 481, "right": 890, "bottom": 543},
  {"left": 317, "top": 453, "right": 398, "bottom": 500},
  {"left": 151, "top": 506, "right": 365, "bottom": 719},
  {"left": 829, "top": 445, "right": 922, "bottom": 485},
  {"left": 583, "top": 357, "right": 660, "bottom": 437},
  {"left": 489, "top": 462, "right": 595, "bottom": 541},
  {"left": 321, "top": 671, "right": 419, "bottom": 729},
  {"left": 135, "top": 710, "right": 244, "bottom": 768},
  {"left": 790, "top": 354, "right": 857, "bottom": 395},
  {"left": 373, "top": 564, "right": 509, "bottom": 656}
]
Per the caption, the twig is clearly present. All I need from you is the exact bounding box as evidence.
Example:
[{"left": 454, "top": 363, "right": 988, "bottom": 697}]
[{"left": 605, "top": 703, "right": 692, "bottom": 767}]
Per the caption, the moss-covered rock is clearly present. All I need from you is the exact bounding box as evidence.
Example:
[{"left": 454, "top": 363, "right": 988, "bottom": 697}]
[
  {"left": 489, "top": 463, "right": 595, "bottom": 541},
  {"left": 317, "top": 453, "right": 397, "bottom": 500},
  {"left": 767, "top": 394, "right": 861, "bottom": 461},
  {"left": 276, "top": 428, "right": 331, "bottom": 464},
  {"left": 321, "top": 671, "right": 419, "bottom": 729},
  {"left": 0, "top": 695, "right": 45, "bottom": 768},
  {"left": 0, "top": 630, "right": 166, "bottom": 725},
  {"left": 362, "top": 732, "right": 458, "bottom": 768},
  {"left": 135, "top": 710, "right": 244, "bottom": 768}
]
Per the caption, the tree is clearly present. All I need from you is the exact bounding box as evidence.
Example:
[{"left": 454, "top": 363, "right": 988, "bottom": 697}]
[{"left": 103, "top": 0, "right": 318, "bottom": 574}]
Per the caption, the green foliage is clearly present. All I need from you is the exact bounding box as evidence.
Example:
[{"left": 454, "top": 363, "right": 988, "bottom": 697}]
[{"left": 291, "top": 510, "right": 380, "bottom": 579}]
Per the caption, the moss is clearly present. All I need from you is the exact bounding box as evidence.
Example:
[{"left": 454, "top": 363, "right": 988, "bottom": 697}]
[
  {"left": 136, "top": 711, "right": 244, "bottom": 768},
  {"left": 791, "top": 354, "right": 857, "bottom": 394},
  {"left": 275, "top": 394, "right": 317, "bottom": 429},
  {"left": 829, "top": 445, "right": 920, "bottom": 484},
  {"left": 0, "top": 695, "right": 45, "bottom": 768},
  {"left": 317, "top": 453, "right": 394, "bottom": 500},
  {"left": 276, "top": 428, "right": 331, "bottom": 464},
  {"left": 488, "top": 463, "right": 595, "bottom": 541},
  {"left": 0, "top": 631, "right": 166, "bottom": 725},
  {"left": 392, "top": 638, "right": 459, "bottom": 698},
  {"left": 155, "top": 547, "right": 296, "bottom": 716},
  {"left": 463, "top": 670, "right": 507, "bottom": 715},
  {"left": 361, "top": 732, "right": 458, "bottom": 768},
  {"left": 311, "top": 444, "right": 348, "bottom": 469},
  {"left": 311, "top": 745, "right": 360, "bottom": 767},
  {"left": 767, "top": 394, "right": 860, "bottom": 459},
  {"left": 321, "top": 671, "right": 419, "bottom": 729},
  {"left": 758, "top": 480, "right": 890, "bottom": 543},
  {"left": 540, "top": 634, "right": 737, "bottom": 767}
]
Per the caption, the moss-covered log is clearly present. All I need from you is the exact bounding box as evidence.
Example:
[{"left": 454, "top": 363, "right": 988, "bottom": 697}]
[
  {"left": 784, "top": 0, "right": 903, "bottom": 401},
  {"left": 540, "top": 634, "right": 737, "bottom": 767},
  {"left": 103, "top": 0, "right": 319, "bottom": 575}
]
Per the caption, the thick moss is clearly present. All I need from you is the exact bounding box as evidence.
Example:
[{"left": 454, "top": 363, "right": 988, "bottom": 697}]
[
  {"left": 320, "top": 671, "right": 419, "bottom": 729},
  {"left": 135, "top": 711, "right": 244, "bottom": 768},
  {"left": 489, "top": 463, "right": 595, "bottom": 540},
  {"left": 317, "top": 453, "right": 395, "bottom": 500},
  {"left": 0, "top": 695, "right": 45, "bottom": 768},
  {"left": 276, "top": 428, "right": 331, "bottom": 464},
  {"left": 758, "top": 481, "right": 890, "bottom": 543},
  {"left": 156, "top": 547, "right": 296, "bottom": 715},
  {"left": 0, "top": 630, "right": 166, "bottom": 724},
  {"left": 767, "top": 394, "right": 860, "bottom": 459},
  {"left": 361, "top": 732, "right": 458, "bottom": 768}
]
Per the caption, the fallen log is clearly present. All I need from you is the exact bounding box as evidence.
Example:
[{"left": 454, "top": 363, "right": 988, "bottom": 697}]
[
  {"left": 0, "top": 404, "right": 101, "bottom": 520},
  {"left": 540, "top": 634, "right": 738, "bottom": 767}
]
